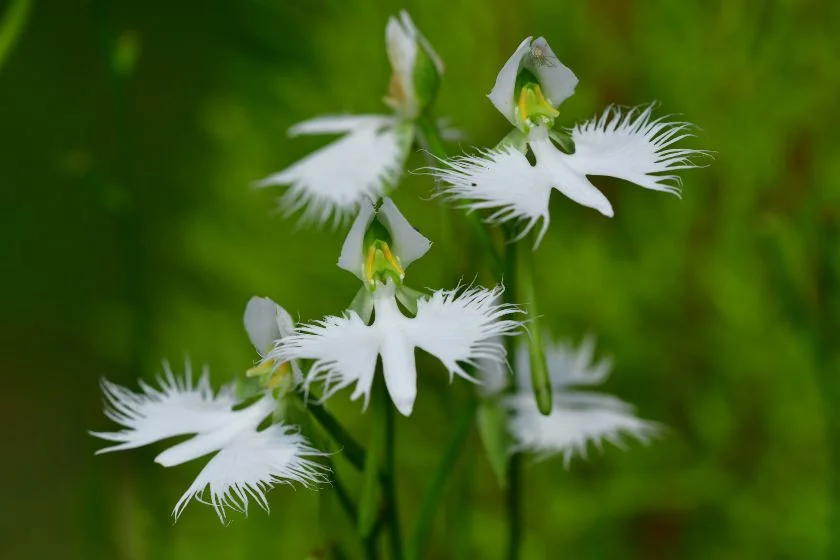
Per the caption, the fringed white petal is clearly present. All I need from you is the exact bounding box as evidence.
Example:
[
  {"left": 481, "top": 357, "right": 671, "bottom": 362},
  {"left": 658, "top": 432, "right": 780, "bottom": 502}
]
[
  {"left": 257, "top": 118, "right": 410, "bottom": 227},
  {"left": 244, "top": 297, "right": 294, "bottom": 355},
  {"left": 407, "top": 285, "right": 523, "bottom": 381},
  {"left": 337, "top": 198, "right": 377, "bottom": 280},
  {"left": 280, "top": 282, "right": 521, "bottom": 416},
  {"left": 91, "top": 362, "right": 238, "bottom": 454},
  {"left": 431, "top": 146, "right": 552, "bottom": 244},
  {"left": 505, "top": 337, "right": 659, "bottom": 464},
  {"left": 487, "top": 37, "right": 533, "bottom": 126},
  {"left": 377, "top": 197, "right": 431, "bottom": 268},
  {"left": 506, "top": 392, "right": 659, "bottom": 467},
  {"left": 567, "top": 104, "right": 708, "bottom": 195},
  {"left": 173, "top": 424, "right": 328, "bottom": 523},
  {"left": 270, "top": 311, "right": 382, "bottom": 409},
  {"left": 93, "top": 367, "right": 328, "bottom": 522}
]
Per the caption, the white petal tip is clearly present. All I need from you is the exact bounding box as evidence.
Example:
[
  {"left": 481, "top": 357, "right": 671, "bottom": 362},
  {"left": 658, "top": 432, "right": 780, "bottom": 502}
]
[{"left": 393, "top": 399, "right": 414, "bottom": 416}]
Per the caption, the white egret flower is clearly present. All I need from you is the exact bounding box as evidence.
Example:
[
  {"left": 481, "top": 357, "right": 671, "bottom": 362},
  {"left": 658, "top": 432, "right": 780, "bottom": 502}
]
[
  {"left": 483, "top": 336, "right": 659, "bottom": 466},
  {"left": 257, "top": 11, "right": 442, "bottom": 227},
  {"left": 91, "top": 361, "right": 326, "bottom": 522},
  {"left": 265, "top": 196, "right": 520, "bottom": 416},
  {"left": 432, "top": 36, "right": 707, "bottom": 245},
  {"left": 270, "top": 280, "right": 521, "bottom": 417}
]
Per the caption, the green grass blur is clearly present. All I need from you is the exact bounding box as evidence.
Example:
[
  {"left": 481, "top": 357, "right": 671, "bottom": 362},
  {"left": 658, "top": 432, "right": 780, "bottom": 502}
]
[{"left": 2, "top": 0, "right": 838, "bottom": 558}]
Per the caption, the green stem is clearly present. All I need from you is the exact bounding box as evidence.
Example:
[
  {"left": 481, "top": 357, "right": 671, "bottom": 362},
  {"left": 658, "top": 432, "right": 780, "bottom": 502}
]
[
  {"left": 383, "top": 391, "right": 404, "bottom": 560},
  {"left": 501, "top": 225, "right": 524, "bottom": 560},
  {"left": 519, "top": 231, "right": 553, "bottom": 415},
  {"left": 505, "top": 452, "right": 522, "bottom": 560},
  {"left": 323, "top": 455, "right": 359, "bottom": 526},
  {"left": 407, "top": 396, "right": 478, "bottom": 560},
  {"left": 0, "top": 0, "right": 32, "bottom": 72},
  {"left": 300, "top": 393, "right": 367, "bottom": 471}
]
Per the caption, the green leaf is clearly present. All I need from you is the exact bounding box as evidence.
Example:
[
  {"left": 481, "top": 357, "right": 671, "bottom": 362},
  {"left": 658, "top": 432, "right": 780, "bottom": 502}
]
[{"left": 477, "top": 399, "right": 512, "bottom": 488}]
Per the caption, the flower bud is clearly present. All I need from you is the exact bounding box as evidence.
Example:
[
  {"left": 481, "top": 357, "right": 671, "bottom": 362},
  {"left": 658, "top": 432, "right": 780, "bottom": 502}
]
[{"left": 384, "top": 11, "right": 444, "bottom": 119}]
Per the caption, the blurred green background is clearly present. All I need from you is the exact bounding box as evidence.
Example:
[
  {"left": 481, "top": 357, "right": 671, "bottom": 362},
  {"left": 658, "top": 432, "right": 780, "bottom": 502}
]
[{"left": 3, "top": 0, "right": 839, "bottom": 558}]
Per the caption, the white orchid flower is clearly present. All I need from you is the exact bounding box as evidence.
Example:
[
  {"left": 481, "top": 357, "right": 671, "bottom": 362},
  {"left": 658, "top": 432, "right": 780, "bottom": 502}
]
[
  {"left": 265, "top": 197, "right": 521, "bottom": 416},
  {"left": 257, "top": 12, "right": 443, "bottom": 227},
  {"left": 91, "top": 361, "right": 326, "bottom": 522},
  {"left": 483, "top": 336, "right": 659, "bottom": 466},
  {"left": 270, "top": 280, "right": 521, "bottom": 417},
  {"left": 433, "top": 36, "right": 707, "bottom": 245}
]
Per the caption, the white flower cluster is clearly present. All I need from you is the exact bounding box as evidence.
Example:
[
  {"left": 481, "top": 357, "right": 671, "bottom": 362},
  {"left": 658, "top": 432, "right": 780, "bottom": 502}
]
[{"left": 92, "top": 12, "right": 704, "bottom": 525}]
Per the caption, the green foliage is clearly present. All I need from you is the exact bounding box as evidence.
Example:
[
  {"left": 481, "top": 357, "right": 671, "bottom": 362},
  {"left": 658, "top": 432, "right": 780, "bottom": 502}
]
[{"left": 2, "top": 0, "right": 839, "bottom": 558}]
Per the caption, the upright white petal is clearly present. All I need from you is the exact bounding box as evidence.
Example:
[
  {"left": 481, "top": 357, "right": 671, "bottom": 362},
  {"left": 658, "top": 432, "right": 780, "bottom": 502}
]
[
  {"left": 567, "top": 105, "right": 708, "bottom": 195},
  {"left": 385, "top": 14, "right": 419, "bottom": 116},
  {"left": 526, "top": 37, "right": 577, "bottom": 110},
  {"left": 377, "top": 197, "right": 431, "bottom": 268},
  {"left": 488, "top": 37, "right": 578, "bottom": 128},
  {"left": 257, "top": 118, "right": 412, "bottom": 227},
  {"left": 337, "top": 198, "right": 377, "bottom": 280},
  {"left": 385, "top": 11, "right": 443, "bottom": 118},
  {"left": 91, "top": 362, "right": 238, "bottom": 454},
  {"left": 244, "top": 296, "right": 295, "bottom": 356},
  {"left": 487, "top": 37, "right": 533, "bottom": 126},
  {"left": 173, "top": 424, "right": 327, "bottom": 522},
  {"left": 337, "top": 197, "right": 431, "bottom": 281}
]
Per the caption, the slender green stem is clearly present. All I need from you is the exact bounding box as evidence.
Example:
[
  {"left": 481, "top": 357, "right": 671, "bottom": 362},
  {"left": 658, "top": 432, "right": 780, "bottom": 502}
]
[
  {"left": 505, "top": 453, "right": 523, "bottom": 560},
  {"left": 501, "top": 225, "right": 524, "bottom": 560},
  {"left": 519, "top": 232, "right": 553, "bottom": 415},
  {"left": 323, "top": 455, "right": 359, "bottom": 525},
  {"left": 407, "top": 396, "right": 478, "bottom": 560},
  {"left": 300, "top": 393, "right": 366, "bottom": 471},
  {"left": 383, "top": 392, "right": 404, "bottom": 560},
  {"left": 0, "top": 0, "right": 32, "bottom": 72}
]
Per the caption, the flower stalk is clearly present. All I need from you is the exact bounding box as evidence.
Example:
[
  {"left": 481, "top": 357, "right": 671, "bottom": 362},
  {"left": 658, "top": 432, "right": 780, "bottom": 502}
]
[{"left": 519, "top": 232, "right": 553, "bottom": 415}]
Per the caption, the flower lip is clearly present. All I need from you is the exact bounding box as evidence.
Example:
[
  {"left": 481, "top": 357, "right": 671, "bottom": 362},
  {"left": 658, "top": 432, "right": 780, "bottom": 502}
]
[
  {"left": 488, "top": 36, "right": 578, "bottom": 129},
  {"left": 91, "top": 364, "right": 328, "bottom": 522}
]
